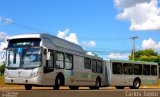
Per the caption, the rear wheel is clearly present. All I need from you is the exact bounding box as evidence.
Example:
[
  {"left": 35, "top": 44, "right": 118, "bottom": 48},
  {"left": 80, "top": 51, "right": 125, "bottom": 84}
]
[
  {"left": 25, "top": 85, "right": 32, "bottom": 90},
  {"left": 89, "top": 79, "right": 101, "bottom": 90},
  {"left": 130, "top": 79, "right": 141, "bottom": 89},
  {"left": 115, "top": 86, "right": 125, "bottom": 89},
  {"left": 69, "top": 86, "right": 79, "bottom": 90},
  {"left": 95, "top": 79, "right": 101, "bottom": 89}
]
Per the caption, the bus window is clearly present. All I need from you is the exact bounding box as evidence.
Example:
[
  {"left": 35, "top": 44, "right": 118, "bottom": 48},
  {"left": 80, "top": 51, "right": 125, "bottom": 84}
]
[
  {"left": 151, "top": 65, "right": 157, "bottom": 75},
  {"left": 112, "top": 62, "right": 123, "bottom": 74},
  {"left": 55, "top": 52, "right": 64, "bottom": 69},
  {"left": 134, "top": 64, "right": 142, "bottom": 75},
  {"left": 92, "top": 59, "right": 97, "bottom": 73},
  {"left": 97, "top": 60, "right": 102, "bottom": 73},
  {"left": 84, "top": 57, "right": 91, "bottom": 69},
  {"left": 65, "top": 53, "right": 73, "bottom": 70},
  {"left": 44, "top": 51, "right": 54, "bottom": 73},
  {"left": 48, "top": 52, "right": 54, "bottom": 69},
  {"left": 123, "top": 63, "right": 133, "bottom": 75},
  {"left": 143, "top": 65, "right": 150, "bottom": 75}
]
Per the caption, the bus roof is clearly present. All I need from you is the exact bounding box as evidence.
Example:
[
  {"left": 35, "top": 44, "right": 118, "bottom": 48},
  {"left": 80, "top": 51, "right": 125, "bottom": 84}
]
[
  {"left": 85, "top": 54, "right": 103, "bottom": 60},
  {"left": 107, "top": 59, "right": 158, "bottom": 65},
  {"left": 7, "top": 33, "right": 86, "bottom": 55}
]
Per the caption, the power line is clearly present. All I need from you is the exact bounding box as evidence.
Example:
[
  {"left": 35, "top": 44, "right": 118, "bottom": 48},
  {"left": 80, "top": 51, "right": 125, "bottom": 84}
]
[
  {"left": 86, "top": 49, "right": 132, "bottom": 54},
  {"left": 0, "top": 17, "right": 137, "bottom": 41},
  {"left": 0, "top": 16, "right": 50, "bottom": 33},
  {"left": 78, "top": 37, "right": 131, "bottom": 41},
  {"left": 11, "top": 22, "right": 50, "bottom": 33}
]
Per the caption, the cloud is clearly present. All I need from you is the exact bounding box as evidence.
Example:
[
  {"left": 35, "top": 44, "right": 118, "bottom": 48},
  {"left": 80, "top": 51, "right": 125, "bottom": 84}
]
[
  {"left": 82, "top": 41, "right": 96, "bottom": 47},
  {"left": 142, "top": 38, "right": 160, "bottom": 50},
  {"left": 115, "top": 0, "right": 160, "bottom": 30},
  {"left": 0, "top": 32, "right": 7, "bottom": 42},
  {"left": 65, "top": 33, "right": 79, "bottom": 45},
  {"left": 57, "top": 29, "right": 79, "bottom": 45},
  {"left": 57, "top": 29, "right": 96, "bottom": 47},
  {"left": 0, "top": 32, "right": 8, "bottom": 51},
  {"left": 0, "top": 32, "right": 8, "bottom": 64},
  {"left": 107, "top": 53, "right": 129, "bottom": 59},
  {"left": 86, "top": 52, "right": 95, "bottom": 56},
  {"left": 0, "top": 42, "right": 7, "bottom": 51},
  {"left": 0, "top": 16, "right": 12, "bottom": 24},
  {"left": 57, "top": 29, "right": 69, "bottom": 39},
  {"left": 115, "top": 0, "right": 150, "bottom": 8}
]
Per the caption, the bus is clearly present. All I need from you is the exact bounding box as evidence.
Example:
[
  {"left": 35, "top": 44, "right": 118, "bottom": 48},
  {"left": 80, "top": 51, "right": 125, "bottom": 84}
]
[
  {"left": 4, "top": 33, "right": 159, "bottom": 90},
  {"left": 105, "top": 59, "right": 159, "bottom": 89},
  {"left": 4, "top": 33, "right": 104, "bottom": 90}
]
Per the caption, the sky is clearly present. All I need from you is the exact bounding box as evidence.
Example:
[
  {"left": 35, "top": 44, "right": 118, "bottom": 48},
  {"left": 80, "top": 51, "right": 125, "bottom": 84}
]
[{"left": 0, "top": 0, "right": 160, "bottom": 63}]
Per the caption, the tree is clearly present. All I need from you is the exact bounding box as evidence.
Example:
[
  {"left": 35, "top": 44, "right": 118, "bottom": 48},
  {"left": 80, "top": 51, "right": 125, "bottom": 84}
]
[
  {"left": 129, "top": 49, "right": 160, "bottom": 63},
  {"left": 0, "top": 64, "right": 5, "bottom": 75}
]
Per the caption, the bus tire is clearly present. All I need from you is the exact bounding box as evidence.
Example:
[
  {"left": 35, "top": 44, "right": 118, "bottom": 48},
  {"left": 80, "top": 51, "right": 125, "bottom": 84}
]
[
  {"left": 130, "top": 79, "right": 141, "bottom": 89},
  {"left": 89, "top": 86, "right": 95, "bottom": 89},
  {"left": 90, "top": 78, "right": 101, "bottom": 90},
  {"left": 25, "top": 85, "right": 32, "bottom": 90},
  {"left": 69, "top": 86, "right": 79, "bottom": 90},
  {"left": 115, "top": 86, "right": 125, "bottom": 89},
  {"left": 54, "top": 77, "right": 62, "bottom": 90},
  {"left": 95, "top": 79, "right": 101, "bottom": 89}
]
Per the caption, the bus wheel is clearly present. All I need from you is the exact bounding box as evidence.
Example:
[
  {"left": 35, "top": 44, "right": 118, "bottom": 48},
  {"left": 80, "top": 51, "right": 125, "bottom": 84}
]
[
  {"left": 130, "top": 79, "right": 141, "bottom": 89},
  {"left": 69, "top": 86, "right": 79, "bottom": 90},
  {"left": 115, "top": 86, "right": 125, "bottom": 89},
  {"left": 95, "top": 79, "right": 101, "bottom": 89},
  {"left": 90, "top": 79, "right": 101, "bottom": 90},
  {"left": 25, "top": 85, "right": 32, "bottom": 90},
  {"left": 54, "top": 77, "right": 62, "bottom": 90}
]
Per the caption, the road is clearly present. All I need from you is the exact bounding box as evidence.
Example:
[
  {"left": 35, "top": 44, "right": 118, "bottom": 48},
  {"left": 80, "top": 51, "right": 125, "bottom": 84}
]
[{"left": 0, "top": 87, "right": 160, "bottom": 97}]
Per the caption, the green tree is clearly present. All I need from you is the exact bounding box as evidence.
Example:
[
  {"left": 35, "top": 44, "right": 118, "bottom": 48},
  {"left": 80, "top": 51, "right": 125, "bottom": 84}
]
[
  {"left": 129, "top": 49, "right": 160, "bottom": 63},
  {"left": 0, "top": 64, "right": 5, "bottom": 75}
]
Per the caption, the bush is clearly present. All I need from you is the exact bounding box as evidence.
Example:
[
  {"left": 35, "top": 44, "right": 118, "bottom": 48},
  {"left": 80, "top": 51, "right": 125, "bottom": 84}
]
[{"left": 0, "top": 64, "right": 5, "bottom": 75}]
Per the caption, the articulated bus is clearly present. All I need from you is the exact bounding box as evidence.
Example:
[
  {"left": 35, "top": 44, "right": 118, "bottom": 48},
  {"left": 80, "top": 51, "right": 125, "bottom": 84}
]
[
  {"left": 105, "top": 60, "right": 159, "bottom": 89},
  {"left": 4, "top": 34, "right": 159, "bottom": 90}
]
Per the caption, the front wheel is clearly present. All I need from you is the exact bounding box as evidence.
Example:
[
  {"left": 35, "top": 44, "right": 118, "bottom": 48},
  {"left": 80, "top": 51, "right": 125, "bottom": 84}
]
[{"left": 25, "top": 85, "right": 32, "bottom": 90}]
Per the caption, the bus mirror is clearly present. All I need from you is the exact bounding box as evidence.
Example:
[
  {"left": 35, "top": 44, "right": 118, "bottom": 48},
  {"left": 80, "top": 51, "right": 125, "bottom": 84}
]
[
  {"left": 47, "top": 52, "right": 50, "bottom": 60},
  {"left": 1, "top": 51, "right": 5, "bottom": 59}
]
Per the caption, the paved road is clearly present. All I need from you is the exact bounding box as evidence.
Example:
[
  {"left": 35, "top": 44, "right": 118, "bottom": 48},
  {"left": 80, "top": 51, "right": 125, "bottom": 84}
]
[{"left": 0, "top": 87, "right": 160, "bottom": 97}]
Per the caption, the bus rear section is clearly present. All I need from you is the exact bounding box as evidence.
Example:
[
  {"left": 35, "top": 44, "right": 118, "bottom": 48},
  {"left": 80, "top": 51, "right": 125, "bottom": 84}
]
[{"left": 104, "top": 60, "right": 159, "bottom": 89}]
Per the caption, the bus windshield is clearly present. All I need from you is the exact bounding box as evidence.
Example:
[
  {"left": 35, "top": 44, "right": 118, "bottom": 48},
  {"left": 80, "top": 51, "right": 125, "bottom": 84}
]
[{"left": 7, "top": 48, "right": 41, "bottom": 68}]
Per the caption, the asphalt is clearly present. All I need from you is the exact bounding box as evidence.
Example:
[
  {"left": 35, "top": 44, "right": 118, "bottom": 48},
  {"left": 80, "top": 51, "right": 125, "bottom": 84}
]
[{"left": 0, "top": 86, "right": 160, "bottom": 97}]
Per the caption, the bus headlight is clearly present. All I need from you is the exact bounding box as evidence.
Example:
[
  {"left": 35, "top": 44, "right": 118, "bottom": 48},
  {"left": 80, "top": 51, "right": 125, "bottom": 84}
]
[
  {"left": 30, "top": 69, "right": 40, "bottom": 78},
  {"left": 4, "top": 70, "right": 9, "bottom": 77}
]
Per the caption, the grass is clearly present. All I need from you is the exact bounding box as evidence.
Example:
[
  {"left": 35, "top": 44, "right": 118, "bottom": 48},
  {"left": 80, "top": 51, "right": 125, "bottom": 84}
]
[
  {"left": 0, "top": 75, "right": 5, "bottom": 87},
  {"left": 0, "top": 75, "right": 20, "bottom": 87},
  {"left": 158, "top": 79, "right": 160, "bottom": 86}
]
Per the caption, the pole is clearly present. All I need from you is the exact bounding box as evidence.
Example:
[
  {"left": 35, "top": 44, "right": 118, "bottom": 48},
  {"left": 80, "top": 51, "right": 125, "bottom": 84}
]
[{"left": 131, "top": 36, "right": 138, "bottom": 60}]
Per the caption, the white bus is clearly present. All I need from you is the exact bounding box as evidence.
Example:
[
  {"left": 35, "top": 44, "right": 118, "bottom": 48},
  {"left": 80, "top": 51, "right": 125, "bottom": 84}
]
[
  {"left": 4, "top": 33, "right": 104, "bottom": 90},
  {"left": 105, "top": 59, "right": 159, "bottom": 89},
  {"left": 4, "top": 33, "right": 159, "bottom": 90}
]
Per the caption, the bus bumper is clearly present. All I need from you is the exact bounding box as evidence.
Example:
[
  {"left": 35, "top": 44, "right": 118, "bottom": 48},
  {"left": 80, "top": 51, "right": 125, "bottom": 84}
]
[{"left": 5, "top": 77, "right": 41, "bottom": 85}]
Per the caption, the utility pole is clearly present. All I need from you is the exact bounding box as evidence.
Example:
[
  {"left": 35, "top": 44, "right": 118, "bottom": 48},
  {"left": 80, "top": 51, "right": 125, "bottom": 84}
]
[{"left": 131, "top": 36, "right": 138, "bottom": 60}]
